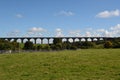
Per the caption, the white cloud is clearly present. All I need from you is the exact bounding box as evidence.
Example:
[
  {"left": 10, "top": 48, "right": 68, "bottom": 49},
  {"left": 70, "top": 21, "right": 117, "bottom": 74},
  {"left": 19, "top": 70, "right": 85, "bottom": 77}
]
[
  {"left": 56, "top": 10, "right": 75, "bottom": 16},
  {"left": 110, "top": 24, "right": 120, "bottom": 30},
  {"left": 55, "top": 28, "right": 64, "bottom": 37},
  {"left": 97, "top": 28, "right": 116, "bottom": 37},
  {"left": 69, "top": 30, "right": 81, "bottom": 37},
  {"left": 16, "top": 14, "right": 23, "bottom": 18},
  {"left": 85, "top": 31, "right": 92, "bottom": 37},
  {"left": 7, "top": 30, "right": 20, "bottom": 37},
  {"left": 103, "top": 30, "right": 111, "bottom": 37},
  {"left": 97, "top": 29, "right": 106, "bottom": 32},
  {"left": 96, "top": 9, "right": 120, "bottom": 18},
  {"left": 6, "top": 24, "right": 120, "bottom": 37},
  {"left": 28, "top": 27, "right": 46, "bottom": 33},
  {"left": 26, "top": 27, "right": 46, "bottom": 37},
  {"left": 110, "top": 24, "right": 120, "bottom": 36}
]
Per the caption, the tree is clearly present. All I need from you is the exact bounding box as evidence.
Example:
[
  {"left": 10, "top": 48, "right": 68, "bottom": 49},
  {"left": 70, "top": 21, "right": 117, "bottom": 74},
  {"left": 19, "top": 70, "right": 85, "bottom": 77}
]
[
  {"left": 113, "top": 42, "right": 120, "bottom": 48},
  {"left": 81, "top": 42, "right": 95, "bottom": 49},
  {"left": 11, "top": 41, "right": 19, "bottom": 51},
  {"left": 43, "top": 44, "right": 51, "bottom": 51},
  {"left": 37, "top": 45, "right": 42, "bottom": 51},
  {"left": 24, "top": 41, "right": 34, "bottom": 50},
  {"left": 53, "top": 38, "right": 62, "bottom": 45},
  {"left": 0, "top": 39, "right": 12, "bottom": 50},
  {"left": 62, "top": 41, "right": 71, "bottom": 50},
  {"left": 104, "top": 41, "right": 113, "bottom": 48},
  {"left": 70, "top": 46, "right": 77, "bottom": 50}
]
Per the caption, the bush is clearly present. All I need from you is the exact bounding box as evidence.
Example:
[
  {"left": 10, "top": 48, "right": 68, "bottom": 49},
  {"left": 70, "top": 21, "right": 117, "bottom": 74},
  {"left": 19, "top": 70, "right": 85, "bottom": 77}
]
[
  {"left": 50, "top": 43, "right": 63, "bottom": 51},
  {"left": 24, "top": 41, "right": 34, "bottom": 50},
  {"left": 53, "top": 38, "right": 62, "bottom": 45},
  {"left": 54, "top": 43, "right": 63, "bottom": 50},
  {"left": 104, "top": 41, "right": 113, "bottom": 48},
  {"left": 70, "top": 46, "right": 77, "bottom": 50},
  {"left": 62, "top": 41, "right": 71, "bottom": 50},
  {"left": 37, "top": 45, "right": 42, "bottom": 51},
  {"left": 0, "top": 40, "right": 12, "bottom": 50},
  {"left": 112, "top": 41, "right": 120, "bottom": 48},
  {"left": 43, "top": 44, "right": 51, "bottom": 51},
  {"left": 81, "top": 42, "right": 95, "bottom": 49}
]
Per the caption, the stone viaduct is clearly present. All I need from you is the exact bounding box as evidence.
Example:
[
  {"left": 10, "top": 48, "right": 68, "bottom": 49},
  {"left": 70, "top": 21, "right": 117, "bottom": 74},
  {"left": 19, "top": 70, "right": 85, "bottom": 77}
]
[{"left": 0, "top": 37, "right": 119, "bottom": 44}]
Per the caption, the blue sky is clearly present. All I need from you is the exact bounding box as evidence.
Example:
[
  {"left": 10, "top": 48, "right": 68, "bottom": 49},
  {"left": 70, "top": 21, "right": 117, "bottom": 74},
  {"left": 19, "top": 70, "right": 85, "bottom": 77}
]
[{"left": 0, "top": 0, "right": 120, "bottom": 37}]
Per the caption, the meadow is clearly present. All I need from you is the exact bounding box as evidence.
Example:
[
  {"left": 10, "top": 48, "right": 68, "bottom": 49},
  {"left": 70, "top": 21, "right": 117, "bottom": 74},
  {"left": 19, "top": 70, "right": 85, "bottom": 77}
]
[{"left": 0, "top": 49, "right": 120, "bottom": 80}]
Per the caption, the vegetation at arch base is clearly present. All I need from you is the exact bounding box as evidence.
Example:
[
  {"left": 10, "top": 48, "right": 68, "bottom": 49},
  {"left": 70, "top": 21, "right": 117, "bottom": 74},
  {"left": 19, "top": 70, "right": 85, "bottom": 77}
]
[{"left": 0, "top": 38, "right": 120, "bottom": 52}]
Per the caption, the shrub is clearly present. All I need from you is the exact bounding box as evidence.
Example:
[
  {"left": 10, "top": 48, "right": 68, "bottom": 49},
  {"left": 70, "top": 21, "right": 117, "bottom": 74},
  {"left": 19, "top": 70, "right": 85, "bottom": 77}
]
[
  {"left": 104, "top": 41, "right": 113, "bottom": 48},
  {"left": 37, "top": 45, "right": 42, "bottom": 51},
  {"left": 70, "top": 46, "right": 77, "bottom": 50},
  {"left": 53, "top": 38, "right": 62, "bottom": 45},
  {"left": 24, "top": 41, "right": 34, "bottom": 50},
  {"left": 81, "top": 42, "right": 95, "bottom": 49},
  {"left": 112, "top": 41, "right": 120, "bottom": 48},
  {"left": 43, "top": 44, "right": 51, "bottom": 51}
]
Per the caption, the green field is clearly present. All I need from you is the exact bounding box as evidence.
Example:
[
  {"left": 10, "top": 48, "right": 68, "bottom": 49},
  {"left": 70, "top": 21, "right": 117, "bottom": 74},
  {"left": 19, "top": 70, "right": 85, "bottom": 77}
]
[{"left": 0, "top": 49, "right": 120, "bottom": 80}]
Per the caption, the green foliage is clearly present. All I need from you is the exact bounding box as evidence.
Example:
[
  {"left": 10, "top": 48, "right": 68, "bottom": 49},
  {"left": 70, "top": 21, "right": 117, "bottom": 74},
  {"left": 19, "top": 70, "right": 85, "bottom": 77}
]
[
  {"left": 113, "top": 40, "right": 120, "bottom": 48},
  {"left": 51, "top": 43, "right": 63, "bottom": 50},
  {"left": 37, "top": 45, "right": 42, "bottom": 51},
  {"left": 62, "top": 41, "right": 71, "bottom": 50},
  {"left": 11, "top": 41, "right": 19, "bottom": 51},
  {"left": 70, "top": 46, "right": 77, "bottom": 50},
  {"left": 81, "top": 41, "right": 96, "bottom": 49},
  {"left": 24, "top": 41, "right": 34, "bottom": 50},
  {"left": 0, "top": 38, "right": 120, "bottom": 51},
  {"left": 0, "top": 42, "right": 12, "bottom": 50},
  {"left": 112, "top": 41, "right": 120, "bottom": 48},
  {"left": 1, "top": 49, "right": 120, "bottom": 80},
  {"left": 0, "top": 39, "right": 19, "bottom": 50},
  {"left": 53, "top": 38, "right": 62, "bottom": 44},
  {"left": 94, "top": 44, "right": 104, "bottom": 49},
  {"left": 104, "top": 41, "right": 113, "bottom": 48},
  {"left": 42, "top": 44, "right": 51, "bottom": 51}
]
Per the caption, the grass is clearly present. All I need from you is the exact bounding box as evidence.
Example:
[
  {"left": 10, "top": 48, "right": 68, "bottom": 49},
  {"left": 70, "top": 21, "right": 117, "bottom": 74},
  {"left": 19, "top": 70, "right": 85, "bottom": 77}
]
[{"left": 0, "top": 49, "right": 120, "bottom": 80}]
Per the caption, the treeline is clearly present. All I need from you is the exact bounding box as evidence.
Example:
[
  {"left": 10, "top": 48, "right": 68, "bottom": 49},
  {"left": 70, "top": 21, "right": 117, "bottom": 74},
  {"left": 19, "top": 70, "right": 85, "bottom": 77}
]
[
  {"left": 0, "top": 38, "right": 120, "bottom": 52},
  {"left": 0, "top": 39, "right": 19, "bottom": 51}
]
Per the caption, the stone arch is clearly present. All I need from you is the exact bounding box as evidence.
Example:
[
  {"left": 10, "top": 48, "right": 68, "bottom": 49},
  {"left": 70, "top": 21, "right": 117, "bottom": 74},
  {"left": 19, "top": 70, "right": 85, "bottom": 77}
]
[
  {"left": 99, "top": 38, "right": 103, "bottom": 41},
  {"left": 43, "top": 38, "right": 48, "bottom": 44},
  {"left": 4, "top": 38, "right": 8, "bottom": 41},
  {"left": 30, "top": 38, "right": 35, "bottom": 43},
  {"left": 75, "top": 38, "right": 79, "bottom": 42},
  {"left": 62, "top": 38, "right": 67, "bottom": 42},
  {"left": 10, "top": 39, "right": 15, "bottom": 42},
  {"left": 87, "top": 38, "right": 92, "bottom": 41},
  {"left": 81, "top": 38, "right": 85, "bottom": 42},
  {"left": 23, "top": 38, "right": 28, "bottom": 43},
  {"left": 69, "top": 38, "right": 73, "bottom": 43},
  {"left": 17, "top": 39, "right": 22, "bottom": 43},
  {"left": 93, "top": 38, "right": 97, "bottom": 41},
  {"left": 49, "top": 38, "right": 54, "bottom": 44},
  {"left": 36, "top": 38, "right": 41, "bottom": 44}
]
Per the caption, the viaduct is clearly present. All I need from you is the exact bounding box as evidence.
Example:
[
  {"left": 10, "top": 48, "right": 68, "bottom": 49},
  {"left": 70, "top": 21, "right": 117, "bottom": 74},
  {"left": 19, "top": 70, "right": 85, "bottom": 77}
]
[{"left": 0, "top": 37, "right": 119, "bottom": 44}]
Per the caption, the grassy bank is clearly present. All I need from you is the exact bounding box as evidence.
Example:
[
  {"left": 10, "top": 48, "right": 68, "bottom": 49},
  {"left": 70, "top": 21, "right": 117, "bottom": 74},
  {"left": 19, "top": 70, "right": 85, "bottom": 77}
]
[{"left": 0, "top": 49, "right": 120, "bottom": 80}]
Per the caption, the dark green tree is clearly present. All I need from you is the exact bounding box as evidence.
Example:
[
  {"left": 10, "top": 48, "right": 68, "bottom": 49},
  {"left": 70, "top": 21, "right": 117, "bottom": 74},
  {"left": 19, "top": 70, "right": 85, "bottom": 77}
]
[
  {"left": 104, "top": 41, "right": 113, "bottom": 48},
  {"left": 53, "top": 38, "right": 62, "bottom": 44},
  {"left": 37, "top": 45, "right": 43, "bottom": 51},
  {"left": 81, "top": 42, "right": 95, "bottom": 49},
  {"left": 43, "top": 44, "right": 51, "bottom": 51},
  {"left": 24, "top": 41, "right": 34, "bottom": 50},
  {"left": 0, "top": 39, "right": 12, "bottom": 50},
  {"left": 11, "top": 41, "right": 19, "bottom": 51}
]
